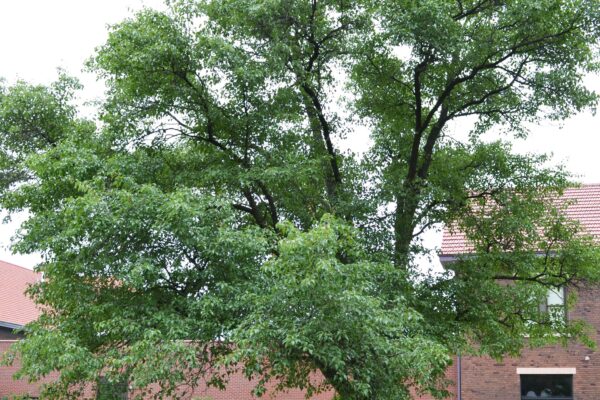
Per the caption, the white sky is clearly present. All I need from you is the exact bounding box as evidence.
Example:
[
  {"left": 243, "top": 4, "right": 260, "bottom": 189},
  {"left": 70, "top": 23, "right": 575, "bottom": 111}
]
[
  {"left": 0, "top": 0, "right": 165, "bottom": 267},
  {"left": 0, "top": 1, "right": 599, "bottom": 269}
]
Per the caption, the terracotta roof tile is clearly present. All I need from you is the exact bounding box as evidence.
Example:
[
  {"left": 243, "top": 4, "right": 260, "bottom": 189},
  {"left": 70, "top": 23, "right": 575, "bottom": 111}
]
[
  {"left": 0, "top": 260, "right": 41, "bottom": 326},
  {"left": 441, "top": 184, "right": 600, "bottom": 257}
]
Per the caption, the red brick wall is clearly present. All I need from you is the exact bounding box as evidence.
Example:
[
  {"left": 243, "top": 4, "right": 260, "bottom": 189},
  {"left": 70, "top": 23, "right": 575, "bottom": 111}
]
[
  {"left": 3, "top": 284, "right": 598, "bottom": 399},
  {"left": 0, "top": 340, "right": 49, "bottom": 398},
  {"left": 459, "top": 284, "right": 600, "bottom": 400},
  {"left": 414, "top": 362, "right": 458, "bottom": 400},
  {"left": 185, "top": 374, "right": 335, "bottom": 400},
  {"left": 1, "top": 339, "right": 335, "bottom": 400},
  {"left": 0, "top": 345, "right": 453, "bottom": 400}
]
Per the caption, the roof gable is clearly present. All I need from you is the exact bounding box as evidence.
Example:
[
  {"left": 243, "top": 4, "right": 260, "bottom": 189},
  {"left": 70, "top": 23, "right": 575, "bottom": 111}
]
[
  {"left": 0, "top": 260, "right": 41, "bottom": 326},
  {"left": 441, "top": 184, "right": 600, "bottom": 257}
]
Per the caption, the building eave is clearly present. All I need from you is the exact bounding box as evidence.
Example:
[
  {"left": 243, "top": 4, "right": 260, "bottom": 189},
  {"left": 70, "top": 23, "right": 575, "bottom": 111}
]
[{"left": 0, "top": 320, "right": 24, "bottom": 331}]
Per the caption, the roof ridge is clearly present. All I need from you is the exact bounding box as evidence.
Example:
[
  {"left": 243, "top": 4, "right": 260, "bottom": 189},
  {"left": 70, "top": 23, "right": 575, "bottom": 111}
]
[
  {"left": 441, "top": 185, "right": 600, "bottom": 256},
  {"left": 567, "top": 183, "right": 600, "bottom": 188},
  {"left": 0, "top": 259, "right": 36, "bottom": 273}
]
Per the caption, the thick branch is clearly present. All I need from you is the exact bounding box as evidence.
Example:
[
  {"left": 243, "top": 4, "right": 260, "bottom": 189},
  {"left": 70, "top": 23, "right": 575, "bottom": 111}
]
[
  {"left": 301, "top": 83, "right": 342, "bottom": 185},
  {"left": 242, "top": 189, "right": 267, "bottom": 228},
  {"left": 166, "top": 76, "right": 280, "bottom": 229},
  {"left": 418, "top": 104, "right": 449, "bottom": 180},
  {"left": 453, "top": 0, "right": 494, "bottom": 20},
  {"left": 406, "top": 58, "right": 429, "bottom": 182},
  {"left": 256, "top": 180, "right": 279, "bottom": 227}
]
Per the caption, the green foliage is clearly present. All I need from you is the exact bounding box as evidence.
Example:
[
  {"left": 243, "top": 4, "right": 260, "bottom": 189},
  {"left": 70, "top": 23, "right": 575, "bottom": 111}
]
[
  {"left": 230, "top": 217, "right": 451, "bottom": 399},
  {"left": 0, "top": 0, "right": 599, "bottom": 399}
]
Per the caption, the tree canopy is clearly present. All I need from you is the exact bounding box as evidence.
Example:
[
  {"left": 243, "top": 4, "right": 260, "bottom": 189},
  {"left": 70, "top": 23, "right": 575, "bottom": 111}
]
[{"left": 1, "top": 0, "right": 600, "bottom": 399}]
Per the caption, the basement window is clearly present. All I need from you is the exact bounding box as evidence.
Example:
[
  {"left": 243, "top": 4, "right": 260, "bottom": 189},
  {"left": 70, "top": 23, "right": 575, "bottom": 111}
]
[
  {"left": 97, "top": 376, "right": 128, "bottom": 400},
  {"left": 520, "top": 374, "right": 573, "bottom": 399}
]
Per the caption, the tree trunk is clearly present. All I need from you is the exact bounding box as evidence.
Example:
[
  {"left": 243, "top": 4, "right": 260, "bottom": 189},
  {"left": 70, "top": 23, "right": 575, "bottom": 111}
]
[{"left": 394, "top": 182, "right": 421, "bottom": 268}]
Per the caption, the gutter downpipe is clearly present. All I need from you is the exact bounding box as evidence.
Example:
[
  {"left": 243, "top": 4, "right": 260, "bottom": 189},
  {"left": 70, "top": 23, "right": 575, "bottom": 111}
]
[
  {"left": 457, "top": 352, "right": 462, "bottom": 400},
  {"left": 440, "top": 256, "right": 462, "bottom": 400}
]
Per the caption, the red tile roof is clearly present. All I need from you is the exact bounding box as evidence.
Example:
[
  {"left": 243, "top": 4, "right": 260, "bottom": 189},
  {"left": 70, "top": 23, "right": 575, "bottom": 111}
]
[
  {"left": 0, "top": 260, "right": 41, "bottom": 326},
  {"left": 441, "top": 184, "right": 600, "bottom": 257}
]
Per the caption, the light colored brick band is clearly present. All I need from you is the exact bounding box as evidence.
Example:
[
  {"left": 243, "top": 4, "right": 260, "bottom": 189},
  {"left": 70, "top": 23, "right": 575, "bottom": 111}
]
[{"left": 516, "top": 367, "right": 576, "bottom": 375}]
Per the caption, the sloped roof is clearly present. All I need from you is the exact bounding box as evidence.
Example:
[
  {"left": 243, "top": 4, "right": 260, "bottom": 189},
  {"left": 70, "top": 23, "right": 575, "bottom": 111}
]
[
  {"left": 0, "top": 260, "right": 41, "bottom": 327},
  {"left": 441, "top": 184, "right": 600, "bottom": 257}
]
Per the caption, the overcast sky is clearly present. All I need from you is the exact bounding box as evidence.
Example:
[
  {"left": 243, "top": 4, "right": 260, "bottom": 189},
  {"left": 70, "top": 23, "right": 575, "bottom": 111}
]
[{"left": 0, "top": 1, "right": 598, "bottom": 269}]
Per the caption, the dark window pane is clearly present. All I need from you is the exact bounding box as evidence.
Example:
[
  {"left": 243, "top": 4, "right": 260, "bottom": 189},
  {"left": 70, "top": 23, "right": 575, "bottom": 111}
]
[
  {"left": 521, "top": 374, "right": 572, "bottom": 399},
  {"left": 97, "top": 376, "right": 128, "bottom": 400}
]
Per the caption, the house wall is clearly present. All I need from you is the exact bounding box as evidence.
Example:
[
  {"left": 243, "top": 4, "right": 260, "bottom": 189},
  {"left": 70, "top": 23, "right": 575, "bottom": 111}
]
[
  {"left": 0, "top": 340, "right": 46, "bottom": 398},
  {"left": 184, "top": 374, "right": 335, "bottom": 400},
  {"left": 2, "top": 285, "right": 597, "bottom": 399},
  {"left": 459, "top": 284, "right": 600, "bottom": 400},
  {"left": 0, "top": 326, "right": 23, "bottom": 340},
  {"left": 1, "top": 338, "right": 336, "bottom": 400},
  {"left": 413, "top": 362, "right": 458, "bottom": 400},
  {"left": 0, "top": 348, "right": 453, "bottom": 400}
]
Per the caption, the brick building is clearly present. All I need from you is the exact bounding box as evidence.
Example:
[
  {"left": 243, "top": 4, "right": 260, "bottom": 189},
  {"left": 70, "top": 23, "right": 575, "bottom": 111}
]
[
  {"left": 440, "top": 184, "right": 600, "bottom": 400},
  {"left": 0, "top": 260, "right": 45, "bottom": 398},
  {"left": 2, "top": 185, "right": 600, "bottom": 399},
  {"left": 0, "top": 260, "right": 335, "bottom": 399}
]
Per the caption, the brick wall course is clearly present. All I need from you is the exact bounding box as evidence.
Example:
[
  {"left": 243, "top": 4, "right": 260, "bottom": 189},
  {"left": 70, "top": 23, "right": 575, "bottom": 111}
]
[
  {"left": 459, "top": 284, "right": 600, "bottom": 400},
  {"left": 0, "top": 340, "right": 55, "bottom": 398},
  {"left": 2, "top": 279, "right": 598, "bottom": 399}
]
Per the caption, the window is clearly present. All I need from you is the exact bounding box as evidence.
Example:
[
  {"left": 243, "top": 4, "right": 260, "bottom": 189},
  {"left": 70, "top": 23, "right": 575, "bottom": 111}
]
[
  {"left": 520, "top": 374, "right": 573, "bottom": 399},
  {"left": 97, "top": 376, "right": 128, "bottom": 400},
  {"left": 539, "top": 287, "right": 566, "bottom": 324}
]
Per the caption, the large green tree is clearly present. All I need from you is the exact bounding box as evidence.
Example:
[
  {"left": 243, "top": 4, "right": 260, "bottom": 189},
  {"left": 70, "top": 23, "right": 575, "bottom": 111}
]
[{"left": 1, "top": 0, "right": 600, "bottom": 399}]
